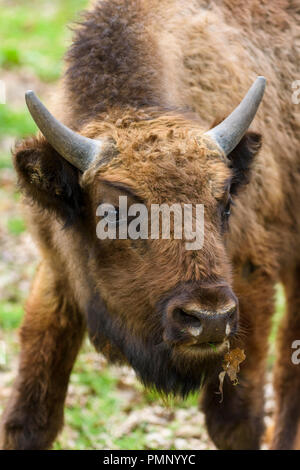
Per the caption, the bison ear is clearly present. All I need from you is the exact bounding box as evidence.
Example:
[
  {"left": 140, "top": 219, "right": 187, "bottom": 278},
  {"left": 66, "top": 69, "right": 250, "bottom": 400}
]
[
  {"left": 227, "top": 131, "right": 262, "bottom": 195},
  {"left": 13, "top": 137, "right": 85, "bottom": 225}
]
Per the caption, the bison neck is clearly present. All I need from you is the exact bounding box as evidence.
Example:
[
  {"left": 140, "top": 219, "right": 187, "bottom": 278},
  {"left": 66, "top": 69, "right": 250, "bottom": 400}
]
[{"left": 64, "top": 0, "right": 181, "bottom": 129}]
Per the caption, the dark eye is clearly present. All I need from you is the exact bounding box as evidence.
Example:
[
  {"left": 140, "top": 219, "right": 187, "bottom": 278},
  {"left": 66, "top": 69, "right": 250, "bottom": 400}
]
[
  {"left": 105, "top": 207, "right": 120, "bottom": 224},
  {"left": 222, "top": 197, "right": 232, "bottom": 220},
  {"left": 223, "top": 202, "right": 231, "bottom": 218}
]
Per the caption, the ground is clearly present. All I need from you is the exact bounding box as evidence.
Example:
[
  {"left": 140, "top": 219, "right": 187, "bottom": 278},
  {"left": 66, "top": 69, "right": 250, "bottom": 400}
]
[{"left": 0, "top": 0, "right": 282, "bottom": 450}]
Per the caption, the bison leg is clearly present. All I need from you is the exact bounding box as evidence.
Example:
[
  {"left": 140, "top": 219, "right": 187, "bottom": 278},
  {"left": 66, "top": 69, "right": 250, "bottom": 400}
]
[
  {"left": 272, "top": 270, "right": 300, "bottom": 449},
  {"left": 201, "top": 272, "right": 275, "bottom": 449},
  {"left": 0, "top": 263, "right": 85, "bottom": 450}
]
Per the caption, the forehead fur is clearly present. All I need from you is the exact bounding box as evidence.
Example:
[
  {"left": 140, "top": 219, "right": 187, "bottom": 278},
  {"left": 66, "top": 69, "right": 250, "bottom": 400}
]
[{"left": 81, "top": 108, "right": 231, "bottom": 202}]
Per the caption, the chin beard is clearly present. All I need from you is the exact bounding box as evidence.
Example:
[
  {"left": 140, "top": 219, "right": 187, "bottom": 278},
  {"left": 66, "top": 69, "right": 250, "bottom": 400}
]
[{"left": 86, "top": 294, "right": 223, "bottom": 397}]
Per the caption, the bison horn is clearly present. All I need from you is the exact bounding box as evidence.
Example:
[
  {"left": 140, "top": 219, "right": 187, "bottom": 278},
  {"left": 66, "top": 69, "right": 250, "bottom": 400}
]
[
  {"left": 25, "top": 91, "right": 104, "bottom": 172},
  {"left": 204, "top": 76, "right": 266, "bottom": 156}
]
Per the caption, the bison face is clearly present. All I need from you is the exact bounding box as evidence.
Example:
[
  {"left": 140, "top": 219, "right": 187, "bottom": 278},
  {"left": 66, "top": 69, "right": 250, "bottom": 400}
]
[
  {"left": 15, "top": 79, "right": 264, "bottom": 396},
  {"left": 79, "top": 114, "right": 261, "bottom": 396}
]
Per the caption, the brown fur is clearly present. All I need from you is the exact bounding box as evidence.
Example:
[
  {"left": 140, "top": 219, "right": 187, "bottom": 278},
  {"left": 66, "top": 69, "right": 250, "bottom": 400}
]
[{"left": 1, "top": 0, "right": 300, "bottom": 449}]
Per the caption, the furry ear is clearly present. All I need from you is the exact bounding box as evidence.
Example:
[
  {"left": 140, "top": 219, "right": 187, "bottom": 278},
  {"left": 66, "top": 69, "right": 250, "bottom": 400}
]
[
  {"left": 227, "top": 131, "right": 262, "bottom": 195},
  {"left": 13, "top": 137, "right": 85, "bottom": 225}
]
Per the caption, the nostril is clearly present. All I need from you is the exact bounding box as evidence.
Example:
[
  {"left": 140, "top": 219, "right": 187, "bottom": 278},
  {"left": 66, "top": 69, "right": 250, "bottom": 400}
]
[
  {"left": 174, "top": 308, "right": 202, "bottom": 326},
  {"left": 226, "top": 306, "right": 237, "bottom": 322},
  {"left": 227, "top": 307, "right": 236, "bottom": 318}
]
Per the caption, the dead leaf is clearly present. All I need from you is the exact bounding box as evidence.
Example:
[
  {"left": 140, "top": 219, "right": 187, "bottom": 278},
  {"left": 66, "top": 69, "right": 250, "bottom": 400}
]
[{"left": 217, "top": 348, "right": 246, "bottom": 402}]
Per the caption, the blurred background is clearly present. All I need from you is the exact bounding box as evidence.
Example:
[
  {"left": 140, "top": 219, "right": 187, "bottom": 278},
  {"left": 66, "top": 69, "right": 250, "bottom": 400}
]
[{"left": 0, "top": 0, "right": 284, "bottom": 450}]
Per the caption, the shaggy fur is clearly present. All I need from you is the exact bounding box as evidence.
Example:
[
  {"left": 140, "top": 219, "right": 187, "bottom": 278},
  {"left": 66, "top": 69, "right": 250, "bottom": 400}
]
[{"left": 1, "top": 0, "right": 300, "bottom": 450}]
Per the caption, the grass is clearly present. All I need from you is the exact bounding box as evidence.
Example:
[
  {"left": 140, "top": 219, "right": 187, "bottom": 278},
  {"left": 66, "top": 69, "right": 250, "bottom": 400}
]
[
  {"left": 7, "top": 216, "right": 26, "bottom": 236},
  {"left": 0, "top": 0, "right": 89, "bottom": 168},
  {"left": 0, "top": 153, "right": 11, "bottom": 169},
  {"left": 59, "top": 359, "right": 122, "bottom": 449},
  {"left": 0, "top": 301, "right": 23, "bottom": 330},
  {"left": 0, "top": 0, "right": 89, "bottom": 82},
  {"left": 0, "top": 105, "right": 37, "bottom": 139},
  {"left": 268, "top": 284, "right": 285, "bottom": 367},
  {"left": 270, "top": 285, "right": 285, "bottom": 344},
  {"left": 0, "top": 104, "right": 37, "bottom": 169}
]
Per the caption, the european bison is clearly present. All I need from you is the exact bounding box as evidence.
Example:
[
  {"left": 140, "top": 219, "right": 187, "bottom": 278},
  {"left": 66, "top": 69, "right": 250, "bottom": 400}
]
[{"left": 1, "top": 0, "right": 299, "bottom": 450}]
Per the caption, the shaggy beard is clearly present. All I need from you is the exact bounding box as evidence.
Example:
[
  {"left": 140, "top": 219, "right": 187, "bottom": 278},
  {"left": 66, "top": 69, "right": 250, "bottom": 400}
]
[{"left": 87, "top": 294, "right": 223, "bottom": 397}]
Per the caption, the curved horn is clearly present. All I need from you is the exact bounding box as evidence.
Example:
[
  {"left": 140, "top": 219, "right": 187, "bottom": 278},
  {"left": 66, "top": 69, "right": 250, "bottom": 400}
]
[
  {"left": 25, "top": 91, "right": 103, "bottom": 171},
  {"left": 204, "top": 76, "right": 266, "bottom": 156}
]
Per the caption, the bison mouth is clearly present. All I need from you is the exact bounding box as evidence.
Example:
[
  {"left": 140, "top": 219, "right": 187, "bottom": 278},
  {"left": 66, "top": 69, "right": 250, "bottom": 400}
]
[
  {"left": 86, "top": 294, "right": 225, "bottom": 397},
  {"left": 185, "top": 340, "right": 229, "bottom": 354}
]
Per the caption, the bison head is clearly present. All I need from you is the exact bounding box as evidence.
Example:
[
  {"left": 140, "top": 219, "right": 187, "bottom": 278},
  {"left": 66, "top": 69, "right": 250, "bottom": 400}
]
[{"left": 14, "top": 78, "right": 265, "bottom": 396}]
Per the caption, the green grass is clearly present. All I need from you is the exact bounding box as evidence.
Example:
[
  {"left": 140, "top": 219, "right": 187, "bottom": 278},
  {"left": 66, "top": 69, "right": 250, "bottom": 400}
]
[
  {"left": 0, "top": 301, "right": 23, "bottom": 330},
  {"left": 0, "top": 0, "right": 89, "bottom": 168},
  {"left": 114, "top": 430, "right": 147, "bottom": 451},
  {"left": 7, "top": 216, "right": 26, "bottom": 236},
  {"left": 0, "top": 152, "right": 12, "bottom": 169},
  {"left": 141, "top": 386, "right": 199, "bottom": 408},
  {"left": 270, "top": 284, "right": 285, "bottom": 344},
  {"left": 0, "top": 0, "right": 89, "bottom": 82},
  {"left": 53, "top": 351, "right": 148, "bottom": 450},
  {"left": 0, "top": 105, "right": 37, "bottom": 138},
  {"left": 268, "top": 284, "right": 285, "bottom": 367},
  {"left": 69, "top": 380, "right": 118, "bottom": 446},
  {"left": 0, "top": 104, "right": 37, "bottom": 168}
]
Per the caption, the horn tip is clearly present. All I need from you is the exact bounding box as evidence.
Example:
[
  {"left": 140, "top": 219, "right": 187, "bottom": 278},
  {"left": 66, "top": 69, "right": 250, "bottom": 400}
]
[
  {"left": 25, "top": 90, "right": 34, "bottom": 98},
  {"left": 256, "top": 76, "right": 267, "bottom": 87},
  {"left": 25, "top": 90, "right": 36, "bottom": 107}
]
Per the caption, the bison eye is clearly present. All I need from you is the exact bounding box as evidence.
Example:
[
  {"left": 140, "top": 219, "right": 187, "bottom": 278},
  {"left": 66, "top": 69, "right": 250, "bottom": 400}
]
[
  {"left": 223, "top": 202, "right": 231, "bottom": 218},
  {"left": 222, "top": 197, "right": 233, "bottom": 222},
  {"left": 105, "top": 207, "right": 120, "bottom": 224}
]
